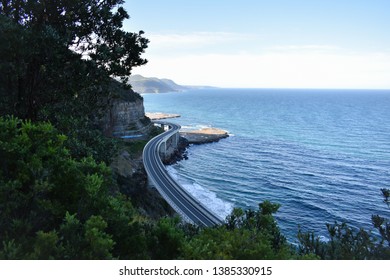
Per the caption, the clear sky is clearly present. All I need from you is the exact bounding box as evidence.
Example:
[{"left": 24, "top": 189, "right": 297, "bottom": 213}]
[{"left": 123, "top": 0, "right": 390, "bottom": 89}]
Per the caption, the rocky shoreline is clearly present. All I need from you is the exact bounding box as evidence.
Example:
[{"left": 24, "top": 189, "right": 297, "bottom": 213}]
[
  {"left": 147, "top": 112, "right": 229, "bottom": 144},
  {"left": 115, "top": 112, "right": 229, "bottom": 217},
  {"left": 146, "top": 112, "right": 181, "bottom": 120},
  {"left": 180, "top": 127, "right": 229, "bottom": 144},
  {"left": 149, "top": 112, "right": 229, "bottom": 164}
]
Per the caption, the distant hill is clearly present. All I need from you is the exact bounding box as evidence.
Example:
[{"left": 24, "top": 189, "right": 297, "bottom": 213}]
[
  {"left": 128, "top": 75, "right": 186, "bottom": 93},
  {"left": 128, "top": 75, "right": 215, "bottom": 93}
]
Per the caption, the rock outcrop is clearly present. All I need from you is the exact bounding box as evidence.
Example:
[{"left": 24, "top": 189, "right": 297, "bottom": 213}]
[
  {"left": 99, "top": 83, "right": 151, "bottom": 137},
  {"left": 97, "top": 81, "right": 175, "bottom": 218},
  {"left": 180, "top": 128, "right": 229, "bottom": 144},
  {"left": 108, "top": 98, "right": 151, "bottom": 137},
  {"left": 145, "top": 112, "right": 181, "bottom": 120}
]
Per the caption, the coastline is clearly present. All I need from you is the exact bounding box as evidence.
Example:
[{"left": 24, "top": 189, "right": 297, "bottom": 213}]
[
  {"left": 146, "top": 112, "right": 180, "bottom": 120},
  {"left": 147, "top": 112, "right": 229, "bottom": 164},
  {"left": 144, "top": 88, "right": 390, "bottom": 241},
  {"left": 147, "top": 112, "right": 229, "bottom": 144},
  {"left": 180, "top": 127, "right": 229, "bottom": 144}
]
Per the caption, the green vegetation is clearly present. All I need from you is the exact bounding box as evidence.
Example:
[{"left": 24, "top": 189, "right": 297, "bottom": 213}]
[
  {"left": 181, "top": 202, "right": 296, "bottom": 259},
  {"left": 0, "top": 0, "right": 148, "bottom": 164},
  {"left": 1, "top": 1, "right": 389, "bottom": 260},
  {"left": 0, "top": 117, "right": 297, "bottom": 259},
  {"left": 0, "top": 0, "right": 148, "bottom": 120},
  {"left": 0, "top": 116, "right": 389, "bottom": 259},
  {"left": 0, "top": 117, "right": 134, "bottom": 259}
]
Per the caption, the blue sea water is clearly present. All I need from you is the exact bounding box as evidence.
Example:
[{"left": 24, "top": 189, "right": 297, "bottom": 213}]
[{"left": 143, "top": 89, "right": 390, "bottom": 241}]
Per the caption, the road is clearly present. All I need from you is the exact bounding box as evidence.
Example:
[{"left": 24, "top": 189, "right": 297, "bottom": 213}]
[{"left": 143, "top": 121, "right": 222, "bottom": 227}]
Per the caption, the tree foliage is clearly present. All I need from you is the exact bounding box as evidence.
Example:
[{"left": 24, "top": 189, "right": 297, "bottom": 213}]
[
  {"left": 182, "top": 202, "right": 295, "bottom": 259},
  {"left": 1, "top": 118, "right": 386, "bottom": 261},
  {"left": 1, "top": 0, "right": 389, "bottom": 261},
  {"left": 0, "top": 0, "right": 148, "bottom": 121},
  {"left": 0, "top": 117, "right": 136, "bottom": 259},
  {"left": 0, "top": 1, "right": 148, "bottom": 163}
]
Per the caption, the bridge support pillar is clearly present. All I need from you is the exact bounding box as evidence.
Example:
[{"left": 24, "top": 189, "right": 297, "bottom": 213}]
[
  {"left": 154, "top": 122, "right": 181, "bottom": 160},
  {"left": 159, "top": 140, "right": 166, "bottom": 158},
  {"left": 174, "top": 132, "right": 179, "bottom": 146}
]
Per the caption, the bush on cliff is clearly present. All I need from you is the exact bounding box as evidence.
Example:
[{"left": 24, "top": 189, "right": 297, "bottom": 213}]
[
  {"left": 0, "top": 117, "right": 140, "bottom": 259},
  {"left": 181, "top": 201, "right": 297, "bottom": 259}
]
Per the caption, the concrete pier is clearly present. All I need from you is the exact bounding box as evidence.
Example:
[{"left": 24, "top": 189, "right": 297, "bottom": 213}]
[{"left": 154, "top": 122, "right": 180, "bottom": 160}]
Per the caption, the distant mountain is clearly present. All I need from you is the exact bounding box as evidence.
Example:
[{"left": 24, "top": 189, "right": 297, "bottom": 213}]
[
  {"left": 128, "top": 75, "right": 187, "bottom": 93},
  {"left": 128, "top": 75, "right": 216, "bottom": 93}
]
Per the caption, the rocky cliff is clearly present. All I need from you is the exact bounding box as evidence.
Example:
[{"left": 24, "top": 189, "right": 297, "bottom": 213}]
[
  {"left": 98, "top": 82, "right": 175, "bottom": 218},
  {"left": 99, "top": 82, "right": 151, "bottom": 137},
  {"left": 108, "top": 98, "right": 151, "bottom": 137}
]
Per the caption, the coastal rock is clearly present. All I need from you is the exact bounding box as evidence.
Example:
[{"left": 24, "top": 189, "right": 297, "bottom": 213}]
[
  {"left": 98, "top": 84, "right": 175, "bottom": 218},
  {"left": 180, "top": 127, "right": 229, "bottom": 144},
  {"left": 162, "top": 136, "right": 189, "bottom": 165},
  {"left": 162, "top": 128, "right": 229, "bottom": 165},
  {"left": 146, "top": 112, "right": 181, "bottom": 120}
]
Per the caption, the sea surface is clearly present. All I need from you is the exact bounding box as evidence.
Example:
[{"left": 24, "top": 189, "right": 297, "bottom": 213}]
[{"left": 143, "top": 88, "right": 390, "bottom": 241}]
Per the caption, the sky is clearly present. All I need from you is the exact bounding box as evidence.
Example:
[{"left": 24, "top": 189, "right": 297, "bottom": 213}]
[{"left": 123, "top": 0, "right": 390, "bottom": 89}]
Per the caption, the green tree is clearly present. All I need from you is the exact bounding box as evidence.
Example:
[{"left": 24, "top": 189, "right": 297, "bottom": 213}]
[
  {"left": 0, "top": 0, "right": 148, "bottom": 120},
  {"left": 372, "top": 189, "right": 390, "bottom": 244},
  {"left": 0, "top": 1, "right": 148, "bottom": 163},
  {"left": 147, "top": 217, "right": 185, "bottom": 259},
  {"left": 182, "top": 201, "right": 295, "bottom": 259},
  {"left": 0, "top": 116, "right": 140, "bottom": 259}
]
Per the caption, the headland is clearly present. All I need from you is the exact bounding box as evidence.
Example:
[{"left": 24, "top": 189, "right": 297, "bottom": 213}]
[{"left": 180, "top": 127, "right": 229, "bottom": 144}]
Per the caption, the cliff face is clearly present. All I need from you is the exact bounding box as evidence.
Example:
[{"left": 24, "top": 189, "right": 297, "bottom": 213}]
[
  {"left": 108, "top": 98, "right": 150, "bottom": 137},
  {"left": 99, "top": 85, "right": 151, "bottom": 137},
  {"left": 99, "top": 84, "right": 174, "bottom": 218}
]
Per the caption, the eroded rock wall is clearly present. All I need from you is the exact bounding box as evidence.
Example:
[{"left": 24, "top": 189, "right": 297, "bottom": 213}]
[{"left": 100, "top": 93, "right": 151, "bottom": 137}]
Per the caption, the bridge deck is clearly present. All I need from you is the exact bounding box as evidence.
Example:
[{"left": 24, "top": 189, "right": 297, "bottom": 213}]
[{"left": 143, "top": 121, "right": 222, "bottom": 227}]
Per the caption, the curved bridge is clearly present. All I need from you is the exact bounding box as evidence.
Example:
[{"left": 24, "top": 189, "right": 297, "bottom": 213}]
[{"left": 142, "top": 121, "right": 222, "bottom": 227}]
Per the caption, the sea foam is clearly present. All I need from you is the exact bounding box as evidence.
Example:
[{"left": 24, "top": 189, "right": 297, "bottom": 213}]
[{"left": 166, "top": 166, "right": 233, "bottom": 220}]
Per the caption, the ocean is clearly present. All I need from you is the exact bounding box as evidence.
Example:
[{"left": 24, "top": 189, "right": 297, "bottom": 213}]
[{"left": 142, "top": 88, "right": 390, "bottom": 241}]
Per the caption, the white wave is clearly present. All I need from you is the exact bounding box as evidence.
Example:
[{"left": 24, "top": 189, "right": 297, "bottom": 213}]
[
  {"left": 179, "top": 125, "right": 198, "bottom": 131},
  {"left": 196, "top": 124, "right": 212, "bottom": 129},
  {"left": 166, "top": 166, "right": 233, "bottom": 220},
  {"left": 318, "top": 235, "right": 330, "bottom": 243},
  {"left": 180, "top": 124, "right": 211, "bottom": 131}
]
